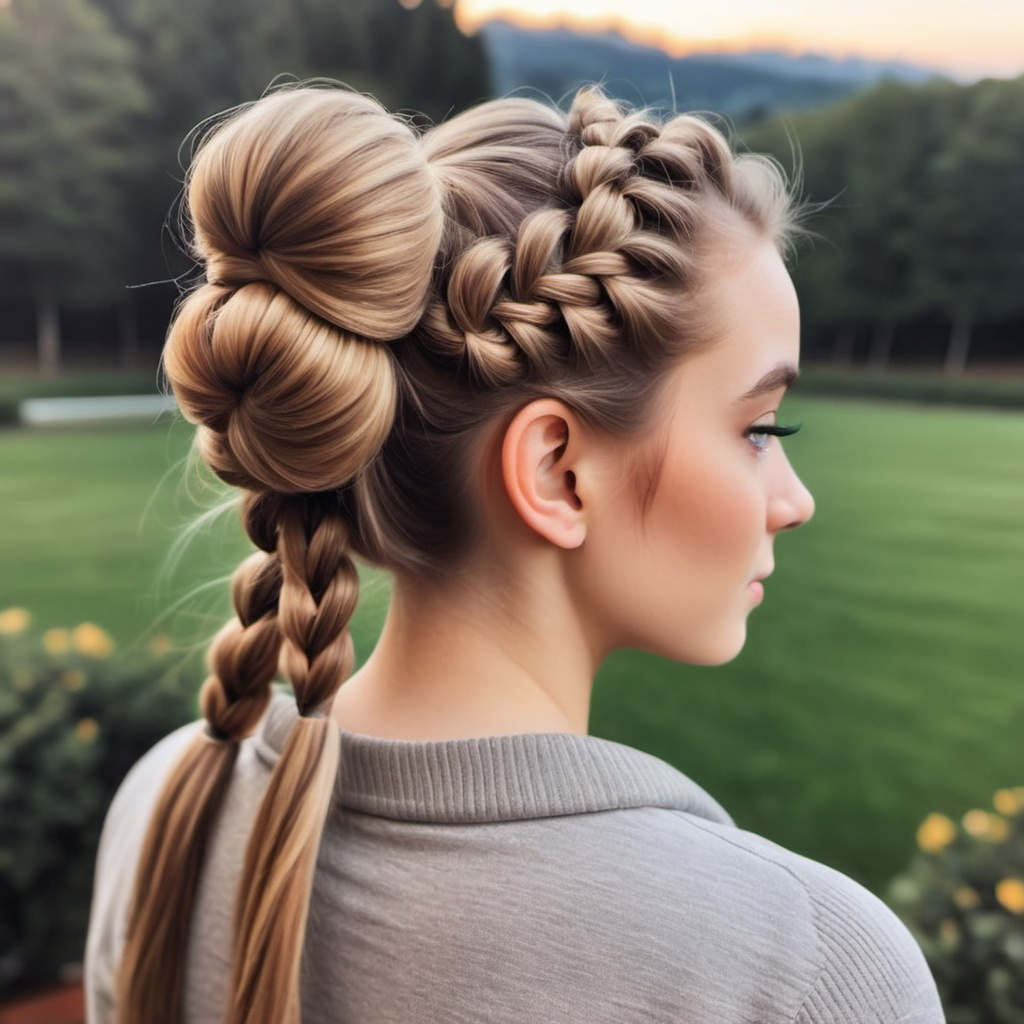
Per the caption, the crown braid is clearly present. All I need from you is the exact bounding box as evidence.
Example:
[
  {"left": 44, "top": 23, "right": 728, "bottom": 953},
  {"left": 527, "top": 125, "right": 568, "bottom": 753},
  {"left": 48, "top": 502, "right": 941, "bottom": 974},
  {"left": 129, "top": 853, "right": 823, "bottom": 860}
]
[{"left": 417, "top": 89, "right": 751, "bottom": 387}]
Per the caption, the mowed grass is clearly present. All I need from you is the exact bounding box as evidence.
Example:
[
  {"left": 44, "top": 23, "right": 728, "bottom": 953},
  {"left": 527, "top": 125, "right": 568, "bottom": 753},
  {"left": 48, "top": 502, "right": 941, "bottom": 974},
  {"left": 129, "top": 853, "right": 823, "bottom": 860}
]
[
  {"left": 592, "top": 395, "right": 1024, "bottom": 891},
  {"left": 0, "top": 416, "right": 392, "bottom": 659},
  {"left": 2, "top": 397, "right": 1023, "bottom": 892}
]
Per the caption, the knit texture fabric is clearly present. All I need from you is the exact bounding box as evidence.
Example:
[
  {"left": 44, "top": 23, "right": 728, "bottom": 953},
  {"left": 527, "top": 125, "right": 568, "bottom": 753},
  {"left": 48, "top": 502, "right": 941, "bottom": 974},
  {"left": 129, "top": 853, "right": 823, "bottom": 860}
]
[{"left": 86, "top": 693, "right": 944, "bottom": 1023}]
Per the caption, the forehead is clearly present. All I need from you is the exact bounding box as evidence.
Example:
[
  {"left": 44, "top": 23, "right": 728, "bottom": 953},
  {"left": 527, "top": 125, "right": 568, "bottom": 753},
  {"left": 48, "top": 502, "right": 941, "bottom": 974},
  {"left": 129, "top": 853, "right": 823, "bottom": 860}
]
[{"left": 675, "top": 234, "right": 801, "bottom": 402}]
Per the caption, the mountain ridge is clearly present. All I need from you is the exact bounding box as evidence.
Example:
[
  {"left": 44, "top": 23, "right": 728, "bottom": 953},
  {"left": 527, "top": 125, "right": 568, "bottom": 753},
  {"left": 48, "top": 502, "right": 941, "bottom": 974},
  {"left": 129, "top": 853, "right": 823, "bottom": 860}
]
[{"left": 480, "top": 21, "right": 944, "bottom": 119}]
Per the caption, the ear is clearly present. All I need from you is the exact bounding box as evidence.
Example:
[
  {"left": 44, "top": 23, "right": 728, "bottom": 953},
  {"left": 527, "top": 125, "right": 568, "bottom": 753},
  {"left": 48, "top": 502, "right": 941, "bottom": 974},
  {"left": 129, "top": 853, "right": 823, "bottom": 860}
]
[{"left": 501, "top": 399, "right": 586, "bottom": 550}]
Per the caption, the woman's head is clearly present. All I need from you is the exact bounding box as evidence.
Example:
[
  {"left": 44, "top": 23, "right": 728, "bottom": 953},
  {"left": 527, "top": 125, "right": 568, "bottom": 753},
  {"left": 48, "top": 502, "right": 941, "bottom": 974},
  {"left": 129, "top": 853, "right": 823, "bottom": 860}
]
[
  {"left": 121, "top": 82, "right": 810, "bottom": 1024},
  {"left": 168, "top": 83, "right": 807, "bottom": 589},
  {"left": 346, "top": 87, "right": 805, "bottom": 578},
  {"left": 542, "top": 228, "right": 814, "bottom": 668}
]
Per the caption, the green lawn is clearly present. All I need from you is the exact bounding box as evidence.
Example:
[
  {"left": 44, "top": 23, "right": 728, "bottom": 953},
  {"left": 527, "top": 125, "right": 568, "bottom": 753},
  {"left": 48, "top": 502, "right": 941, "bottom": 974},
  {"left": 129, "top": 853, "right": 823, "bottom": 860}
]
[{"left": 2, "top": 397, "right": 1023, "bottom": 893}]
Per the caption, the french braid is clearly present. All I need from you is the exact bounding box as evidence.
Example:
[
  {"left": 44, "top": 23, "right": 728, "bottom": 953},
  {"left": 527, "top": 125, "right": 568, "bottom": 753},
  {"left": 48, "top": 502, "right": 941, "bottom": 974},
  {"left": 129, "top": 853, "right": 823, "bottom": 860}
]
[
  {"left": 419, "top": 89, "right": 753, "bottom": 387},
  {"left": 355, "top": 87, "right": 797, "bottom": 576}
]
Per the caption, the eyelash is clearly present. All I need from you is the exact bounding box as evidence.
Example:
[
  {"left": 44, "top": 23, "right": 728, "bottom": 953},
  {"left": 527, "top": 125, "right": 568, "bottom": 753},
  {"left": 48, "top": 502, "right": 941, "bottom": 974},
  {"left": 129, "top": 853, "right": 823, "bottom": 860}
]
[{"left": 745, "top": 422, "right": 802, "bottom": 453}]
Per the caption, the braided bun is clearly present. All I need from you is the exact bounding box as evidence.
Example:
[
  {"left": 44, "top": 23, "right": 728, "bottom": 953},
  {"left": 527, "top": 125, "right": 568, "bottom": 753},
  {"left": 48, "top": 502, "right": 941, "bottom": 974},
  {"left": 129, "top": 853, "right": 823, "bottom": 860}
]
[{"left": 165, "top": 88, "right": 443, "bottom": 493}]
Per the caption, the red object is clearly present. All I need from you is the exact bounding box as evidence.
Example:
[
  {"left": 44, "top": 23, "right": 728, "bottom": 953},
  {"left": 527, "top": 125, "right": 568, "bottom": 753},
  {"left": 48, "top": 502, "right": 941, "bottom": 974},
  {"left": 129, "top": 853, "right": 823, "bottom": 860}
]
[{"left": 0, "top": 983, "right": 85, "bottom": 1024}]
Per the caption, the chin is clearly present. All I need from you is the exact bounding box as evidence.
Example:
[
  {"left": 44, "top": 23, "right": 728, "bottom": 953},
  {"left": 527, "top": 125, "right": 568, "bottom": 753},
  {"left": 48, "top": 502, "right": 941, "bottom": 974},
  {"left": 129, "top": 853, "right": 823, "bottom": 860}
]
[{"left": 651, "top": 623, "right": 748, "bottom": 667}]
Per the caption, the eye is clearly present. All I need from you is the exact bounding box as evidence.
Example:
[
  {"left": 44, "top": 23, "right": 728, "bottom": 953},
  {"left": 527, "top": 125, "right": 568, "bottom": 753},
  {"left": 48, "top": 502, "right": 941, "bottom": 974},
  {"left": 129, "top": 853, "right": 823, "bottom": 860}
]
[{"left": 745, "top": 421, "right": 802, "bottom": 454}]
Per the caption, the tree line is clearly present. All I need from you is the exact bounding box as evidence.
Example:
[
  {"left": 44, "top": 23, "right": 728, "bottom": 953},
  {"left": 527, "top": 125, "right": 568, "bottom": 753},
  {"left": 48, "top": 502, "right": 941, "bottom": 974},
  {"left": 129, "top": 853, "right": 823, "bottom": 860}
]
[
  {"left": 2, "top": 2, "right": 1022, "bottom": 375},
  {"left": 0, "top": 0, "right": 488, "bottom": 372},
  {"left": 745, "top": 74, "right": 1024, "bottom": 372}
]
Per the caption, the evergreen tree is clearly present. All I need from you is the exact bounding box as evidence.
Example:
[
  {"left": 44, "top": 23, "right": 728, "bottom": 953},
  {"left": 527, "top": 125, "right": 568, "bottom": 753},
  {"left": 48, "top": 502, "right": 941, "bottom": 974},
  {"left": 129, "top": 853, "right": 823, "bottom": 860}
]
[
  {"left": 914, "top": 78, "right": 1024, "bottom": 372},
  {"left": 0, "top": 0, "right": 148, "bottom": 371},
  {"left": 746, "top": 75, "right": 1024, "bottom": 371}
]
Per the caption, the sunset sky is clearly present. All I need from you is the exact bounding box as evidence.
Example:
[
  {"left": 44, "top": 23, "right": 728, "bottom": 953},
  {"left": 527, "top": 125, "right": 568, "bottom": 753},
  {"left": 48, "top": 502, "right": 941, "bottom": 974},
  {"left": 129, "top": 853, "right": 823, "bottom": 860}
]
[{"left": 454, "top": 0, "right": 1024, "bottom": 80}]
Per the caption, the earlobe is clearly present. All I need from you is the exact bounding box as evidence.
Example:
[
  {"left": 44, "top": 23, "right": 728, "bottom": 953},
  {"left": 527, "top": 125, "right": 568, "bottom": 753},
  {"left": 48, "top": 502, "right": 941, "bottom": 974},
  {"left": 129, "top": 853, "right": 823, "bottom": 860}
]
[{"left": 501, "top": 400, "right": 586, "bottom": 549}]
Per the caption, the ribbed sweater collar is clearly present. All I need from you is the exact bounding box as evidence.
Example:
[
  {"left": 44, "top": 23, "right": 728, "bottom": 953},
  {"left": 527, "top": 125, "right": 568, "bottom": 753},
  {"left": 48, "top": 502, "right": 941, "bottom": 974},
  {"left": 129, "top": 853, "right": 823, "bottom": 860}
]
[{"left": 255, "top": 693, "right": 733, "bottom": 828}]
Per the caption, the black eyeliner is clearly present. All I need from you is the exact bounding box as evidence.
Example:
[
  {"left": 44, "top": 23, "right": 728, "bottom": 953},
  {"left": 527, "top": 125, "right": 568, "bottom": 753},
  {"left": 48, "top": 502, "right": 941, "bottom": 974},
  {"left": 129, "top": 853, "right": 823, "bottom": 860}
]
[{"left": 748, "top": 423, "right": 802, "bottom": 437}]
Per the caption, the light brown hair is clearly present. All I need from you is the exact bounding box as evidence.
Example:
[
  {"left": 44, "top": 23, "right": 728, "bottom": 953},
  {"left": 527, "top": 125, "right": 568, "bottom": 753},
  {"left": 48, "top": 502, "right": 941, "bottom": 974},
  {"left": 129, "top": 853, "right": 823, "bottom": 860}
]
[{"left": 117, "top": 83, "right": 797, "bottom": 1024}]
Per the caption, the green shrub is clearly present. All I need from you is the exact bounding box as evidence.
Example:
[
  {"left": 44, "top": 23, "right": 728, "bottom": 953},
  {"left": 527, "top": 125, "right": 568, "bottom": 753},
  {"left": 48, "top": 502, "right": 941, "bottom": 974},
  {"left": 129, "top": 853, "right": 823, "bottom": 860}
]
[
  {"left": 0, "top": 372, "right": 161, "bottom": 406},
  {"left": 0, "top": 609, "right": 195, "bottom": 996},
  {"left": 799, "top": 367, "right": 1024, "bottom": 409},
  {"left": 890, "top": 793, "right": 1024, "bottom": 1023}
]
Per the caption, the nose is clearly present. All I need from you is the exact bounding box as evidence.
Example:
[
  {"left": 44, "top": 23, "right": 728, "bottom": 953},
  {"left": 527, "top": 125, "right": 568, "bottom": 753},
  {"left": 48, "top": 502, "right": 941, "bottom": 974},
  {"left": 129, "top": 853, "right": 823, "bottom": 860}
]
[{"left": 768, "top": 448, "right": 815, "bottom": 532}]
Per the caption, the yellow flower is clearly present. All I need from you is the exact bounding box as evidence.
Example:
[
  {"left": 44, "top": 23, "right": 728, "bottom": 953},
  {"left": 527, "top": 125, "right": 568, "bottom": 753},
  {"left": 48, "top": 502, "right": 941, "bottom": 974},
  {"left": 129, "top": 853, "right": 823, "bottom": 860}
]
[
  {"left": 0, "top": 607, "right": 30, "bottom": 634},
  {"left": 995, "top": 878, "right": 1024, "bottom": 915},
  {"left": 986, "top": 816, "right": 1009, "bottom": 841},
  {"left": 74, "top": 717, "right": 99, "bottom": 742},
  {"left": 953, "top": 886, "right": 980, "bottom": 910},
  {"left": 917, "top": 813, "right": 957, "bottom": 853},
  {"left": 61, "top": 669, "right": 86, "bottom": 691},
  {"left": 43, "top": 628, "right": 71, "bottom": 655},
  {"left": 962, "top": 809, "right": 1008, "bottom": 841},
  {"left": 148, "top": 633, "right": 174, "bottom": 655},
  {"left": 71, "top": 623, "right": 115, "bottom": 659},
  {"left": 994, "top": 788, "right": 1024, "bottom": 817}
]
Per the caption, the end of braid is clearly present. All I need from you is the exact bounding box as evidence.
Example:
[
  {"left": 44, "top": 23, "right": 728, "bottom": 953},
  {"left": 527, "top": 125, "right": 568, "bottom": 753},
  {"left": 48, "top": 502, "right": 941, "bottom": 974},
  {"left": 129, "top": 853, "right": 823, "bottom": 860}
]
[
  {"left": 229, "top": 717, "right": 341, "bottom": 1024},
  {"left": 118, "top": 731, "right": 240, "bottom": 1024}
]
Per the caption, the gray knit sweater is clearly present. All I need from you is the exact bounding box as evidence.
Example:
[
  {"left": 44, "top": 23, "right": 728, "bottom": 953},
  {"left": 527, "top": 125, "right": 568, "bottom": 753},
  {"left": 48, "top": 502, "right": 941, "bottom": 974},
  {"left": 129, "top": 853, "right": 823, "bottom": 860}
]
[{"left": 86, "top": 695, "right": 944, "bottom": 1023}]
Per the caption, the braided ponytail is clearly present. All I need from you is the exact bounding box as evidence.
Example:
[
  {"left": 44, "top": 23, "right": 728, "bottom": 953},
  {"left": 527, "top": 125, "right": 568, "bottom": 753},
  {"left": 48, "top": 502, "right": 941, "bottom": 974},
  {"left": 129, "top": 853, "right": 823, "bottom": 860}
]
[
  {"left": 117, "top": 87, "right": 442, "bottom": 1024},
  {"left": 227, "top": 494, "right": 357, "bottom": 1024}
]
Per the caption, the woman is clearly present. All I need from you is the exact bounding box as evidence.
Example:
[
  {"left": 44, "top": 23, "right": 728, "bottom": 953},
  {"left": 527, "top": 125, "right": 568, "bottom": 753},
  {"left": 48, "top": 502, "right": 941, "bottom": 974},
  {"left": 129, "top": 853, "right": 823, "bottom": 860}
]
[{"left": 85, "top": 85, "right": 944, "bottom": 1023}]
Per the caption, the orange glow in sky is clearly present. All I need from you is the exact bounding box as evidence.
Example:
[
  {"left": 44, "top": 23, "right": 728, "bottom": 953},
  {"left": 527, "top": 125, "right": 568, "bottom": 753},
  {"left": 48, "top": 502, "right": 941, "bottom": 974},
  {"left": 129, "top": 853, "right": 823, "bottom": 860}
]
[{"left": 455, "top": 0, "right": 1024, "bottom": 79}]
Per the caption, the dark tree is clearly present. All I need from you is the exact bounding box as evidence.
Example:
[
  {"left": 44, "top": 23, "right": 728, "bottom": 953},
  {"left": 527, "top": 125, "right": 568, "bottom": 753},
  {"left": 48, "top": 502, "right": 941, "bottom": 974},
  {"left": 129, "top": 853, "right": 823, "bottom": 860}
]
[{"left": 0, "top": 0, "right": 147, "bottom": 371}]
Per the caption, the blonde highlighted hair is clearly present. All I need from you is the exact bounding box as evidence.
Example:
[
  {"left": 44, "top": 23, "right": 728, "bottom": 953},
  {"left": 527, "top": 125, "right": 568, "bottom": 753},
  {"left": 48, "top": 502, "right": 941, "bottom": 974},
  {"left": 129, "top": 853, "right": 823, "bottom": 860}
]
[{"left": 118, "top": 83, "right": 797, "bottom": 1024}]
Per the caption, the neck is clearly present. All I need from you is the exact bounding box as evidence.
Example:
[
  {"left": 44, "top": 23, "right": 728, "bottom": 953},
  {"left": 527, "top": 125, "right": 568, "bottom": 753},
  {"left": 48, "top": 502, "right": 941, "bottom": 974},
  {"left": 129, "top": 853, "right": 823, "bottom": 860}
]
[{"left": 331, "top": 566, "right": 599, "bottom": 741}]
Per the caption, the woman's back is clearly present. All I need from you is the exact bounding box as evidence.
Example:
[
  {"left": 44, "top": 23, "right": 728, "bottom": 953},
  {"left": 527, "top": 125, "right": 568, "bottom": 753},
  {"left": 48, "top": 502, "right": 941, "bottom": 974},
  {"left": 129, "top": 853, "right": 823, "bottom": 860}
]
[{"left": 88, "top": 696, "right": 941, "bottom": 1023}]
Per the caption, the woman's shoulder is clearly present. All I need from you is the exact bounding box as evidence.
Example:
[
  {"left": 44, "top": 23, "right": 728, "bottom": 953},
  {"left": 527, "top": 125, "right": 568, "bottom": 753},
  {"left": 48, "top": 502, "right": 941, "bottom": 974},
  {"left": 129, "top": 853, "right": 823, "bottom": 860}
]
[
  {"left": 646, "top": 814, "right": 945, "bottom": 1022},
  {"left": 85, "top": 719, "right": 204, "bottom": 1022},
  {"left": 85, "top": 717, "right": 272, "bottom": 1023},
  {"left": 388, "top": 799, "right": 944, "bottom": 1024}
]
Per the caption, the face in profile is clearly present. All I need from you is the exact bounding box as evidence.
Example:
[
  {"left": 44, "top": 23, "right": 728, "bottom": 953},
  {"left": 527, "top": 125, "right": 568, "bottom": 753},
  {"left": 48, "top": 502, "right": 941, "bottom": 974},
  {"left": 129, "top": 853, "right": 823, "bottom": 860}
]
[{"left": 572, "top": 233, "right": 815, "bottom": 666}]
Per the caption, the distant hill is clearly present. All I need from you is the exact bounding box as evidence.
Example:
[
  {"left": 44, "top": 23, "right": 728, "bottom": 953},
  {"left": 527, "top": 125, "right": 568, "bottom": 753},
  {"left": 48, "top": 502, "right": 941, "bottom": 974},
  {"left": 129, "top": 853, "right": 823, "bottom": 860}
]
[{"left": 480, "top": 21, "right": 942, "bottom": 121}]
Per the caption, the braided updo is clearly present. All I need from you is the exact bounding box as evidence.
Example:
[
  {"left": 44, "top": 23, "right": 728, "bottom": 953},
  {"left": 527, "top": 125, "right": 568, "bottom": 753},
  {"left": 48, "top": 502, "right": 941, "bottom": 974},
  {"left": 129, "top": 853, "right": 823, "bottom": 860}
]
[{"left": 119, "top": 84, "right": 796, "bottom": 1024}]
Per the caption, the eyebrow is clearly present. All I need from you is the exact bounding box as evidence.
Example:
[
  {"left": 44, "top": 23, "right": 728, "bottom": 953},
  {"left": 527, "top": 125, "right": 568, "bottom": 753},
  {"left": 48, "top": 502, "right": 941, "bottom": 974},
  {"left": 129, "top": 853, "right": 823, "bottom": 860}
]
[{"left": 736, "top": 363, "right": 800, "bottom": 403}]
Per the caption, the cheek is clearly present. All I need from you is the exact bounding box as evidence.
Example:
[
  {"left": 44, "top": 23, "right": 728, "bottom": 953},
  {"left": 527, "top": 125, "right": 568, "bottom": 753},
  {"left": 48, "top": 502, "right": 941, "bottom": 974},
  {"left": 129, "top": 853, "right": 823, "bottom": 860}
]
[
  {"left": 575, "top": 445, "right": 766, "bottom": 660},
  {"left": 649, "top": 447, "right": 764, "bottom": 576}
]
